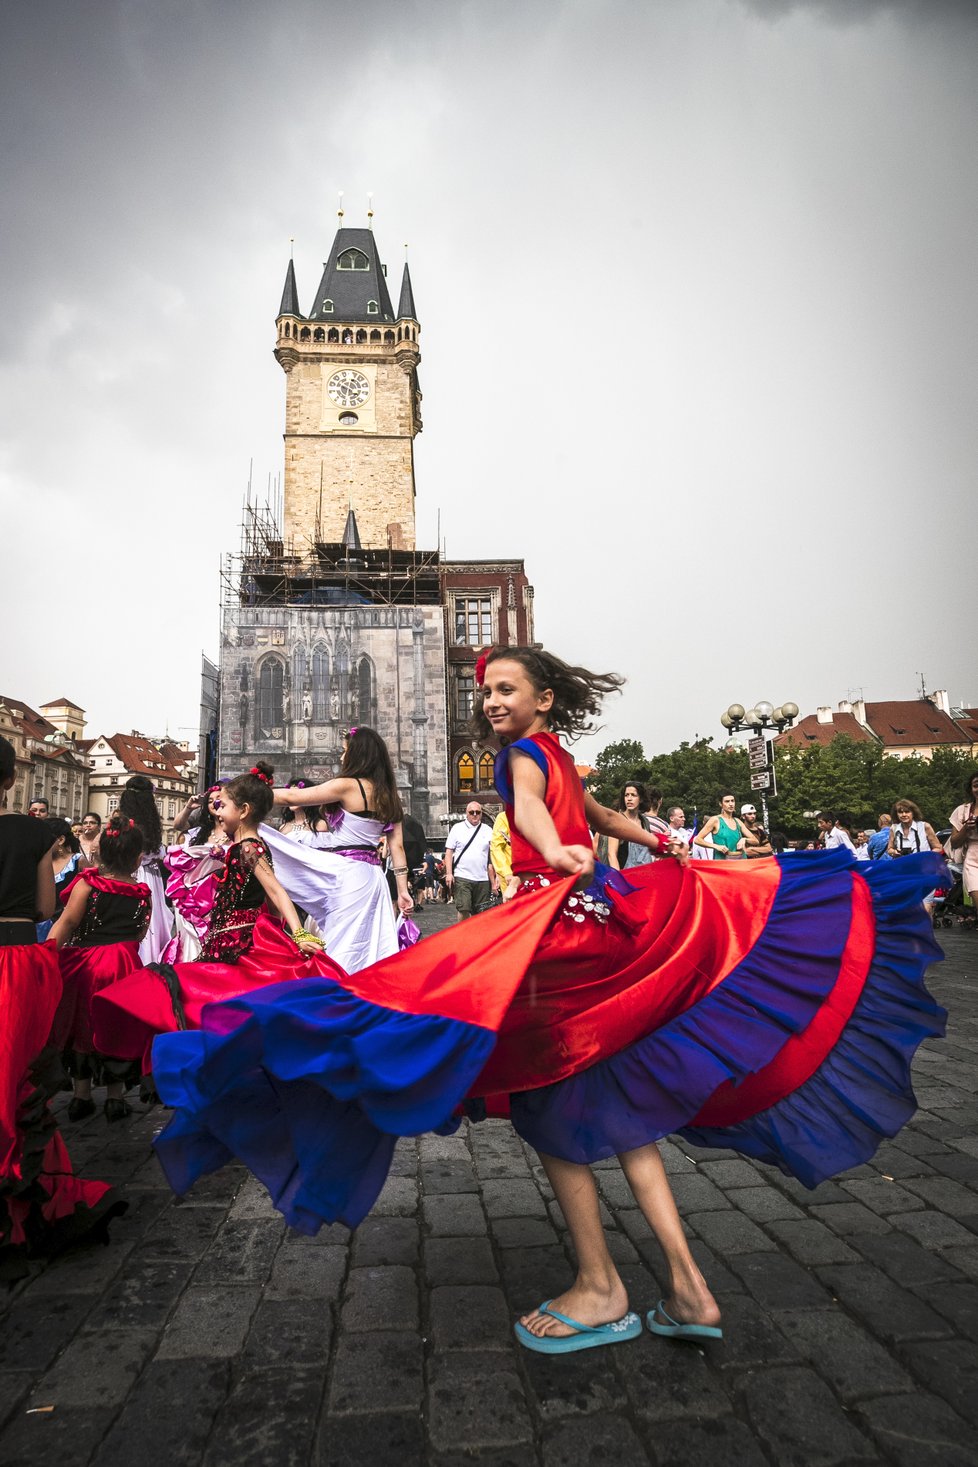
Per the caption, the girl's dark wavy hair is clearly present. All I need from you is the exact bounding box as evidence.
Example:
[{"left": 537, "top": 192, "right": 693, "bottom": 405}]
[
  {"left": 99, "top": 814, "right": 146, "bottom": 876},
  {"left": 44, "top": 816, "right": 80, "bottom": 855},
  {"left": 280, "top": 773, "right": 325, "bottom": 829},
  {"left": 469, "top": 647, "right": 624, "bottom": 742},
  {"left": 339, "top": 728, "right": 403, "bottom": 824},
  {"left": 120, "top": 774, "right": 162, "bottom": 855},
  {"left": 963, "top": 768, "right": 978, "bottom": 802},
  {"left": 225, "top": 761, "right": 275, "bottom": 823}
]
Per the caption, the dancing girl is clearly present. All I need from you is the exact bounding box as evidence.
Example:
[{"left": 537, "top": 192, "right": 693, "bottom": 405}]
[
  {"left": 0, "top": 737, "right": 124, "bottom": 1277},
  {"left": 50, "top": 815, "right": 151, "bottom": 1121},
  {"left": 256, "top": 727, "right": 414, "bottom": 971},
  {"left": 91, "top": 763, "right": 343, "bottom": 1070},
  {"left": 148, "top": 648, "right": 946, "bottom": 1354}
]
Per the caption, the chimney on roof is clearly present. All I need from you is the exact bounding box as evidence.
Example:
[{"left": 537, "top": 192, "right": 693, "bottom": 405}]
[
  {"left": 816, "top": 707, "right": 833, "bottom": 725},
  {"left": 853, "top": 698, "right": 867, "bottom": 726},
  {"left": 838, "top": 700, "right": 852, "bottom": 714},
  {"left": 926, "top": 689, "right": 950, "bottom": 714}
]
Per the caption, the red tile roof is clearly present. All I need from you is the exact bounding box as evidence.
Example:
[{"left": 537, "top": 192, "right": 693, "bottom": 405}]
[
  {"left": 96, "top": 732, "right": 191, "bottom": 785},
  {"left": 954, "top": 708, "right": 978, "bottom": 743},
  {"left": 864, "top": 701, "right": 969, "bottom": 748},
  {"left": 0, "top": 695, "right": 57, "bottom": 742},
  {"left": 774, "top": 712, "right": 875, "bottom": 749}
]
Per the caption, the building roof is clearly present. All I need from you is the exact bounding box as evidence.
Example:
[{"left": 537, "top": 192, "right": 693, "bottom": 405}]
[
  {"left": 94, "top": 732, "right": 192, "bottom": 785},
  {"left": 0, "top": 695, "right": 58, "bottom": 742},
  {"left": 863, "top": 701, "right": 969, "bottom": 748},
  {"left": 774, "top": 712, "right": 876, "bottom": 749},
  {"left": 954, "top": 708, "right": 978, "bottom": 743},
  {"left": 307, "top": 228, "right": 396, "bottom": 323},
  {"left": 397, "top": 261, "right": 417, "bottom": 320},
  {"left": 38, "top": 696, "right": 84, "bottom": 712},
  {"left": 278, "top": 257, "right": 302, "bottom": 318}
]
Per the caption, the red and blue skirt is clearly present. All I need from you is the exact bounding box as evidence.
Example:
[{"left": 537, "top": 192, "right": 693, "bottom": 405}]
[{"left": 151, "top": 851, "right": 946, "bottom": 1233}]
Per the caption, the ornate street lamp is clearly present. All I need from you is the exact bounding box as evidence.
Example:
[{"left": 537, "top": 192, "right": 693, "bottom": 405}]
[{"left": 720, "top": 700, "right": 799, "bottom": 834}]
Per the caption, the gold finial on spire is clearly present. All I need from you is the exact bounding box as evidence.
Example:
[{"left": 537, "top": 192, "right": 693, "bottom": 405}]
[
  {"left": 337, "top": 191, "right": 344, "bottom": 224},
  {"left": 367, "top": 192, "right": 374, "bottom": 229}
]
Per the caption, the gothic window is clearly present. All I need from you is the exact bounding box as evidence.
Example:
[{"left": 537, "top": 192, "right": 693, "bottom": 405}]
[
  {"left": 313, "top": 327, "right": 325, "bottom": 342},
  {"left": 384, "top": 330, "right": 394, "bottom": 343},
  {"left": 300, "top": 326, "right": 311, "bottom": 341},
  {"left": 370, "top": 329, "right": 381, "bottom": 342},
  {"left": 367, "top": 300, "right": 379, "bottom": 315},
  {"left": 293, "top": 644, "right": 306, "bottom": 705},
  {"left": 337, "top": 249, "right": 369, "bottom": 271},
  {"left": 478, "top": 752, "right": 495, "bottom": 790},
  {"left": 312, "top": 646, "right": 330, "bottom": 721},
  {"left": 455, "top": 672, "right": 474, "bottom": 721},
  {"left": 457, "top": 752, "right": 475, "bottom": 793},
  {"left": 257, "top": 658, "right": 285, "bottom": 738},
  {"left": 327, "top": 327, "right": 339, "bottom": 343},
  {"left": 356, "top": 657, "right": 373, "bottom": 721},
  {"left": 454, "top": 597, "right": 493, "bottom": 646},
  {"left": 356, "top": 329, "right": 367, "bottom": 343}
]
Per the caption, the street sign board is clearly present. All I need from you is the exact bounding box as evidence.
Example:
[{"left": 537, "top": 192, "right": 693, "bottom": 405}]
[
  {"left": 749, "top": 746, "right": 769, "bottom": 770},
  {"left": 750, "top": 770, "right": 772, "bottom": 792},
  {"left": 747, "top": 736, "right": 766, "bottom": 759}
]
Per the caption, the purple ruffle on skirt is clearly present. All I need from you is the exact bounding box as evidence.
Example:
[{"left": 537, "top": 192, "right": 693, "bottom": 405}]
[{"left": 511, "top": 852, "right": 946, "bottom": 1187}]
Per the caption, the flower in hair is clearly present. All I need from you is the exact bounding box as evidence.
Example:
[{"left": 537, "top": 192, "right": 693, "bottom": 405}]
[
  {"left": 474, "top": 653, "right": 490, "bottom": 687},
  {"left": 248, "top": 766, "right": 273, "bottom": 786},
  {"left": 348, "top": 727, "right": 358, "bottom": 738}
]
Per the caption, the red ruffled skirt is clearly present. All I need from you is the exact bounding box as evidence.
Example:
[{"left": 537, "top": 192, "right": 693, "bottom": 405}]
[
  {"left": 51, "top": 940, "right": 143, "bottom": 1056},
  {"left": 1, "top": 941, "right": 124, "bottom": 1277},
  {"left": 92, "top": 913, "right": 347, "bottom": 1071}
]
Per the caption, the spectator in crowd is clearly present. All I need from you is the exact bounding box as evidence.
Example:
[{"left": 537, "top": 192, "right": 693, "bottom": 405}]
[
  {"left": 740, "top": 804, "right": 772, "bottom": 858},
  {"left": 608, "top": 782, "right": 655, "bottom": 870},
  {"left": 854, "top": 831, "right": 872, "bottom": 861},
  {"left": 817, "top": 811, "right": 856, "bottom": 855},
  {"left": 866, "top": 813, "right": 892, "bottom": 860},
  {"left": 79, "top": 812, "right": 102, "bottom": 863},
  {"left": 948, "top": 769, "right": 978, "bottom": 916},
  {"left": 490, "top": 809, "right": 519, "bottom": 902},
  {"left": 444, "top": 801, "right": 496, "bottom": 919},
  {"left": 28, "top": 798, "right": 49, "bottom": 819},
  {"left": 887, "top": 800, "right": 942, "bottom": 859},
  {"left": 694, "top": 793, "right": 757, "bottom": 861},
  {"left": 665, "top": 806, "right": 692, "bottom": 851}
]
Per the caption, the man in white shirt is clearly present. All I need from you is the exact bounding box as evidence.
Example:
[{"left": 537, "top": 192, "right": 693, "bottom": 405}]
[
  {"left": 444, "top": 800, "right": 496, "bottom": 919},
  {"left": 665, "top": 806, "right": 692, "bottom": 850}
]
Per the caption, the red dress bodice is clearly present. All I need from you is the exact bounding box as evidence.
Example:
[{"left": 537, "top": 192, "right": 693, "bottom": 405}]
[{"left": 497, "top": 733, "right": 591, "bottom": 875}]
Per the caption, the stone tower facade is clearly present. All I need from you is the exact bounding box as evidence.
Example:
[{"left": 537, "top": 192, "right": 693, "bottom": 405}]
[{"left": 275, "top": 228, "right": 421, "bottom": 551}]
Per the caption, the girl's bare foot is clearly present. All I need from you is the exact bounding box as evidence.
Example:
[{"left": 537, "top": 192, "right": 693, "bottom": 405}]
[
  {"left": 658, "top": 1274, "right": 721, "bottom": 1330},
  {"left": 519, "top": 1277, "right": 630, "bottom": 1339}
]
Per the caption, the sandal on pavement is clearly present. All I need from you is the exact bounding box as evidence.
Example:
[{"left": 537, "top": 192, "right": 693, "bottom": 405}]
[
  {"left": 514, "top": 1300, "right": 642, "bottom": 1355},
  {"left": 646, "top": 1300, "right": 723, "bottom": 1342}
]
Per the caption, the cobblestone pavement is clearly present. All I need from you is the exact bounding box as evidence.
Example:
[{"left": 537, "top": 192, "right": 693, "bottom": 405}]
[{"left": 2, "top": 911, "right": 977, "bottom": 1467}]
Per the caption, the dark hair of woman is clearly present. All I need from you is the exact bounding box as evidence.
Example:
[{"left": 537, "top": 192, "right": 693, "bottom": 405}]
[
  {"left": 119, "top": 774, "right": 162, "bottom": 854},
  {"left": 194, "top": 782, "right": 226, "bottom": 843},
  {"left": 281, "top": 774, "right": 325, "bottom": 829},
  {"left": 44, "top": 816, "right": 80, "bottom": 855},
  {"left": 98, "top": 814, "right": 146, "bottom": 877},
  {"left": 617, "top": 782, "right": 650, "bottom": 814},
  {"left": 224, "top": 761, "right": 276, "bottom": 823},
  {"left": 963, "top": 769, "right": 978, "bottom": 800},
  {"left": 469, "top": 646, "right": 624, "bottom": 743},
  {"left": 0, "top": 735, "right": 14, "bottom": 783},
  {"left": 340, "top": 729, "right": 403, "bottom": 824}
]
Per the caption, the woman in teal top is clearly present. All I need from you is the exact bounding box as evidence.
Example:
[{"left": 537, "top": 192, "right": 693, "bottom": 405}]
[{"left": 693, "top": 793, "right": 756, "bottom": 861}]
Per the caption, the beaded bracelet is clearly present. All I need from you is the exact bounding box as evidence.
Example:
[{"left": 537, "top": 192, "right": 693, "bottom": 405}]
[{"left": 293, "top": 927, "right": 325, "bottom": 949}]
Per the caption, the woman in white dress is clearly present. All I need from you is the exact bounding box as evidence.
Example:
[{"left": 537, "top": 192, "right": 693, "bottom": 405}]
[
  {"left": 948, "top": 770, "right": 978, "bottom": 915},
  {"left": 120, "top": 775, "right": 173, "bottom": 964},
  {"left": 259, "top": 729, "right": 414, "bottom": 973}
]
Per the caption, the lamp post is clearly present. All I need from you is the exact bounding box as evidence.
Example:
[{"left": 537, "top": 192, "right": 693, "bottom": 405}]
[{"left": 719, "top": 700, "right": 799, "bottom": 836}]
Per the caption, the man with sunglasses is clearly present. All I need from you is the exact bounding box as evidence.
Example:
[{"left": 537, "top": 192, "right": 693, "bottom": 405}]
[{"left": 444, "top": 801, "right": 496, "bottom": 920}]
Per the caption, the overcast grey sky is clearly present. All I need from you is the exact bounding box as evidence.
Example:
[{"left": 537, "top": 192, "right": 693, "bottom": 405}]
[{"left": 2, "top": 0, "right": 975, "bottom": 759}]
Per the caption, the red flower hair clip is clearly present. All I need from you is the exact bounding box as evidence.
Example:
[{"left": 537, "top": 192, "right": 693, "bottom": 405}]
[
  {"left": 248, "top": 767, "right": 273, "bottom": 786},
  {"left": 474, "top": 652, "right": 491, "bottom": 687},
  {"left": 348, "top": 727, "right": 358, "bottom": 739}
]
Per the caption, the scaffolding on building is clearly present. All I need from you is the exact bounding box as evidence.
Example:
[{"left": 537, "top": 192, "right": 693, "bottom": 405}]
[{"left": 219, "top": 494, "right": 442, "bottom": 615}]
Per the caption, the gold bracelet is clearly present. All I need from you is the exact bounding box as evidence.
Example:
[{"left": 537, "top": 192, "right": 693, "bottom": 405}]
[{"left": 293, "top": 927, "right": 324, "bottom": 948}]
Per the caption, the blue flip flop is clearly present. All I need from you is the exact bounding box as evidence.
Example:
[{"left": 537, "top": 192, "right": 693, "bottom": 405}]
[
  {"left": 646, "top": 1300, "right": 723, "bottom": 1342},
  {"left": 514, "top": 1300, "right": 642, "bottom": 1354}
]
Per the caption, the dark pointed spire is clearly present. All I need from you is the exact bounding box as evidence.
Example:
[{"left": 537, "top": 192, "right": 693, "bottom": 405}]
[
  {"left": 307, "top": 228, "right": 395, "bottom": 322},
  {"left": 341, "top": 509, "right": 362, "bottom": 552},
  {"left": 397, "top": 261, "right": 416, "bottom": 320},
  {"left": 278, "top": 257, "right": 301, "bottom": 318}
]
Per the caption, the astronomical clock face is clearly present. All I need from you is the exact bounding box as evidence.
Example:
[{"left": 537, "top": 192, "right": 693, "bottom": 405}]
[{"left": 327, "top": 369, "right": 370, "bottom": 408}]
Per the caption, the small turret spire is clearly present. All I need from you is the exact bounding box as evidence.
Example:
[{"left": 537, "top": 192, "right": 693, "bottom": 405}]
[
  {"left": 278, "top": 256, "right": 301, "bottom": 318},
  {"left": 397, "top": 258, "right": 417, "bottom": 320}
]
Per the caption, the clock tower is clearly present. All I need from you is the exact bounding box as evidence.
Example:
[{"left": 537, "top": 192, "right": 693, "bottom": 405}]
[{"left": 274, "top": 228, "right": 422, "bottom": 551}]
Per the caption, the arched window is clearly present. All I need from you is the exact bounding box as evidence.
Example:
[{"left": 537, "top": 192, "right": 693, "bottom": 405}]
[
  {"left": 321, "top": 298, "right": 334, "bottom": 313},
  {"left": 300, "top": 326, "right": 311, "bottom": 341},
  {"left": 355, "top": 328, "right": 367, "bottom": 344},
  {"left": 356, "top": 656, "right": 372, "bottom": 721},
  {"left": 337, "top": 249, "right": 369, "bottom": 271},
  {"left": 384, "top": 330, "right": 394, "bottom": 344},
  {"left": 327, "top": 327, "right": 339, "bottom": 343},
  {"left": 367, "top": 300, "right": 379, "bottom": 315},
  {"left": 370, "top": 329, "right": 381, "bottom": 342},
  {"left": 457, "top": 753, "right": 475, "bottom": 793},
  {"left": 478, "top": 751, "right": 495, "bottom": 790},
  {"left": 257, "top": 658, "right": 285, "bottom": 738},
  {"left": 313, "top": 327, "right": 325, "bottom": 342},
  {"left": 312, "top": 646, "right": 330, "bottom": 721}
]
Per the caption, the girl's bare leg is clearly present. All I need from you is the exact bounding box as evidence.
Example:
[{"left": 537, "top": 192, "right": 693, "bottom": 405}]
[
  {"left": 519, "top": 1152, "right": 629, "bottom": 1339},
  {"left": 618, "top": 1142, "right": 720, "bottom": 1327}
]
